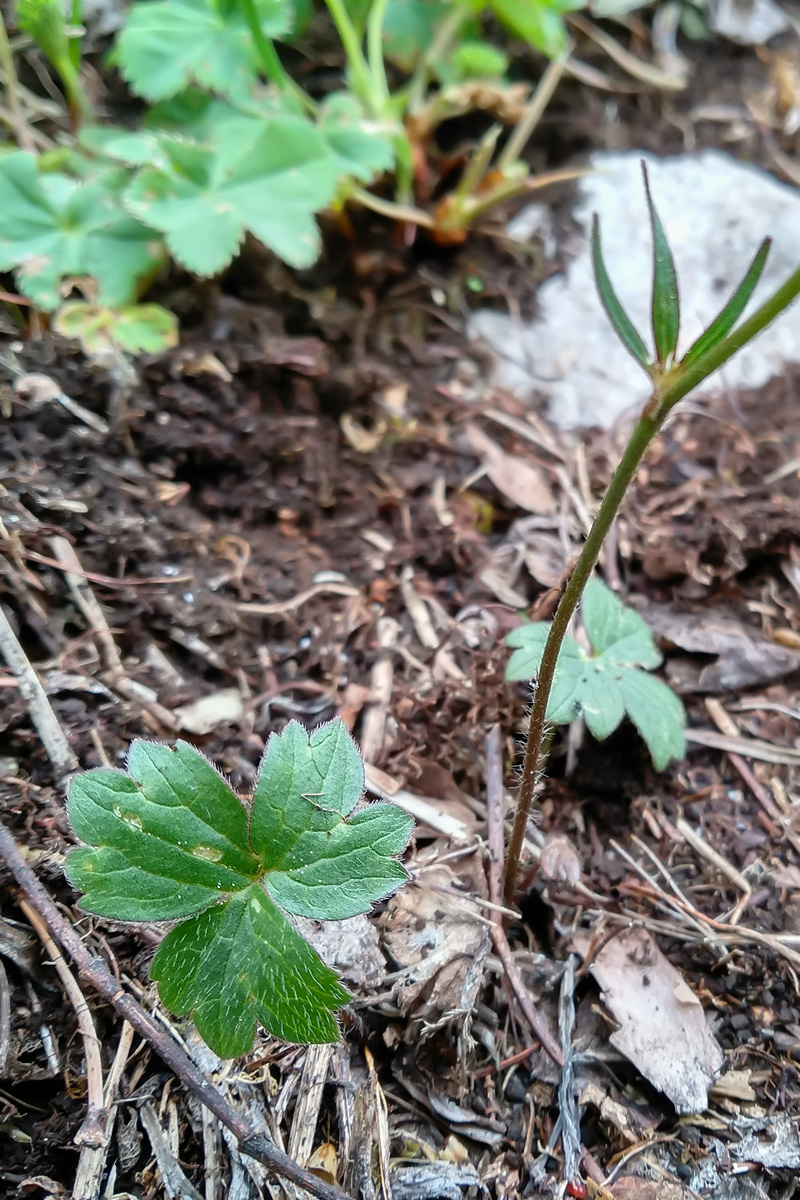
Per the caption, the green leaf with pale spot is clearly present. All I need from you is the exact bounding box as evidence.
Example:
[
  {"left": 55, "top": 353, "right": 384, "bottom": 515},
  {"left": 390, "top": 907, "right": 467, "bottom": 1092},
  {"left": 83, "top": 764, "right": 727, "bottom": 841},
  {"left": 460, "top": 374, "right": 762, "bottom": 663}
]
[
  {"left": 123, "top": 117, "right": 340, "bottom": 273},
  {"left": 54, "top": 301, "right": 178, "bottom": 357},
  {"left": 0, "top": 152, "right": 164, "bottom": 310},
  {"left": 114, "top": 0, "right": 292, "bottom": 102},
  {"left": 505, "top": 576, "right": 685, "bottom": 769},
  {"left": 66, "top": 720, "right": 412, "bottom": 1056}
]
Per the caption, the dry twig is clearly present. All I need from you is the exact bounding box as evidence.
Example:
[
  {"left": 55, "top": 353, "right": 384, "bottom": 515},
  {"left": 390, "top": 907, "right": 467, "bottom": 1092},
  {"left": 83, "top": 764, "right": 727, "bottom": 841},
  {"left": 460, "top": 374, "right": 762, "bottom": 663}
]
[
  {"left": 0, "top": 602, "right": 77, "bottom": 783},
  {"left": 483, "top": 726, "right": 563, "bottom": 1068}
]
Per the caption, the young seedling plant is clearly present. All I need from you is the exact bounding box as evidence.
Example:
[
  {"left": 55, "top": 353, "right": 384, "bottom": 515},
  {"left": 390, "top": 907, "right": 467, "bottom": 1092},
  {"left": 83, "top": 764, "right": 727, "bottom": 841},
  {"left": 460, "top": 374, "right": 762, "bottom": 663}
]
[
  {"left": 65, "top": 720, "right": 413, "bottom": 1058},
  {"left": 503, "top": 164, "right": 800, "bottom": 906}
]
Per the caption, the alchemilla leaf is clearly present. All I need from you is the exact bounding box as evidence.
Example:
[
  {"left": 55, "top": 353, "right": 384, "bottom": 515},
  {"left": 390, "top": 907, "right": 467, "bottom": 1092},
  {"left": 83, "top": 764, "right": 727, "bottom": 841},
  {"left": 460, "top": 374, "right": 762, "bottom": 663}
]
[
  {"left": 115, "top": 0, "right": 291, "bottom": 102},
  {"left": 124, "top": 115, "right": 340, "bottom": 273},
  {"left": 66, "top": 721, "right": 413, "bottom": 1056},
  {"left": 0, "top": 152, "right": 163, "bottom": 310}
]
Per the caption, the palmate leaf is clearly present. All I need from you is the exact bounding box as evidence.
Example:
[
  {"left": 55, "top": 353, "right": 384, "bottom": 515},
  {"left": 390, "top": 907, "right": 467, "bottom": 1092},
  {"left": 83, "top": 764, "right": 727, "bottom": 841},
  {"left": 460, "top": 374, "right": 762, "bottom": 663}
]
[
  {"left": 66, "top": 721, "right": 413, "bottom": 1057},
  {"left": 317, "top": 94, "right": 396, "bottom": 183},
  {"left": 114, "top": 0, "right": 292, "bottom": 102},
  {"left": 580, "top": 576, "right": 662, "bottom": 668},
  {"left": 123, "top": 115, "right": 340, "bottom": 273},
  {"left": 0, "top": 152, "right": 163, "bottom": 310},
  {"left": 505, "top": 577, "right": 686, "bottom": 769}
]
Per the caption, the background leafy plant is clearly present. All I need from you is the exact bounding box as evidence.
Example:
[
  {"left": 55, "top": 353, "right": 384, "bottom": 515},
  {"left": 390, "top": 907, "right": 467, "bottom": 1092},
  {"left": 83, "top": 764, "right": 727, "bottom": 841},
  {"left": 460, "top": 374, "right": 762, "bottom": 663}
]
[
  {"left": 0, "top": 0, "right": 589, "bottom": 352},
  {"left": 65, "top": 719, "right": 413, "bottom": 1058},
  {"left": 506, "top": 577, "right": 686, "bottom": 770}
]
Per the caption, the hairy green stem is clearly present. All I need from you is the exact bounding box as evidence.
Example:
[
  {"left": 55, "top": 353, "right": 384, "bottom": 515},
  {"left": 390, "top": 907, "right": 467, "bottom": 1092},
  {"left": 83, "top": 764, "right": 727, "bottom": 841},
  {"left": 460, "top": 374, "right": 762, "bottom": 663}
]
[
  {"left": 503, "top": 411, "right": 660, "bottom": 906},
  {"left": 503, "top": 255, "right": 800, "bottom": 906},
  {"left": 366, "top": 0, "right": 390, "bottom": 103},
  {"left": 68, "top": 0, "right": 81, "bottom": 70},
  {"left": 323, "top": 0, "right": 375, "bottom": 111},
  {"left": 406, "top": 1, "right": 469, "bottom": 114}
]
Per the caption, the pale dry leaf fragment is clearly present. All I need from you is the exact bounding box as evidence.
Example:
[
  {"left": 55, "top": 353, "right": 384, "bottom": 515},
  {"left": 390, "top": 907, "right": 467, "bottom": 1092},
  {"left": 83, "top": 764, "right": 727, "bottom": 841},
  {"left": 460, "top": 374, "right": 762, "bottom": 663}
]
[
  {"left": 732, "top": 1114, "right": 800, "bottom": 1169},
  {"left": 610, "top": 1179, "right": 691, "bottom": 1200},
  {"left": 173, "top": 687, "right": 243, "bottom": 734},
  {"left": 636, "top": 601, "right": 800, "bottom": 693},
  {"left": 340, "top": 411, "right": 387, "bottom": 453},
  {"left": 465, "top": 423, "right": 556, "bottom": 515},
  {"left": 773, "top": 864, "right": 800, "bottom": 890},
  {"left": 710, "top": 1068, "right": 756, "bottom": 1102},
  {"left": 572, "top": 926, "right": 723, "bottom": 1113},
  {"left": 382, "top": 865, "right": 489, "bottom": 1035},
  {"left": 299, "top": 913, "right": 386, "bottom": 992},
  {"left": 540, "top": 835, "right": 582, "bottom": 885},
  {"left": 579, "top": 1082, "right": 649, "bottom": 1146}
]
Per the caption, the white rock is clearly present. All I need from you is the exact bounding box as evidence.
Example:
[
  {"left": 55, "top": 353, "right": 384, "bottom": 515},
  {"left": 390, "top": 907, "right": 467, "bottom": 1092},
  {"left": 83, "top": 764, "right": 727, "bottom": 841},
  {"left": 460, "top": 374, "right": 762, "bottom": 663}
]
[{"left": 469, "top": 150, "right": 800, "bottom": 430}]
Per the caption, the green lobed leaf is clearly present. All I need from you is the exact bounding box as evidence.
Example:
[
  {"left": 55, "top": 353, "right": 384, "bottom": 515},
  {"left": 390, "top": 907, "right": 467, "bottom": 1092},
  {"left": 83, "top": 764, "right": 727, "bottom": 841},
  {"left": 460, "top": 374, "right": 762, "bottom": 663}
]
[
  {"left": 382, "top": 0, "right": 451, "bottom": 69},
  {"left": 123, "top": 116, "right": 340, "bottom": 273},
  {"left": 681, "top": 238, "right": 771, "bottom": 371},
  {"left": 114, "top": 0, "right": 292, "bottom": 102},
  {"left": 317, "top": 94, "right": 396, "bottom": 184},
  {"left": 439, "top": 42, "right": 510, "bottom": 85},
  {"left": 591, "top": 215, "right": 651, "bottom": 373},
  {"left": 616, "top": 668, "right": 686, "bottom": 769},
  {"left": 54, "top": 301, "right": 179, "bottom": 358},
  {"left": 253, "top": 721, "right": 412, "bottom": 920},
  {"left": 576, "top": 666, "right": 625, "bottom": 741},
  {"left": 151, "top": 887, "right": 350, "bottom": 1057},
  {"left": 0, "top": 152, "right": 164, "bottom": 310},
  {"left": 580, "top": 577, "right": 662, "bottom": 668},
  {"left": 65, "top": 720, "right": 412, "bottom": 1056},
  {"left": 489, "top": 0, "right": 584, "bottom": 57},
  {"left": 504, "top": 577, "right": 685, "bottom": 767},
  {"left": 505, "top": 625, "right": 587, "bottom": 723},
  {"left": 66, "top": 740, "right": 259, "bottom": 921},
  {"left": 643, "top": 165, "right": 680, "bottom": 365}
]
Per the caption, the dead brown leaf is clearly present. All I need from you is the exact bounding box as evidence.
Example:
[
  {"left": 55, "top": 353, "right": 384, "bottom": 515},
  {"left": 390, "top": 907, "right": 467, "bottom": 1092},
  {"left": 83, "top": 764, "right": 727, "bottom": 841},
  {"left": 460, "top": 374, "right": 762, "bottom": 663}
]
[
  {"left": 572, "top": 927, "right": 723, "bottom": 1113},
  {"left": 466, "top": 423, "right": 556, "bottom": 515},
  {"left": 382, "top": 864, "right": 490, "bottom": 1035},
  {"left": 634, "top": 601, "right": 800, "bottom": 692}
]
